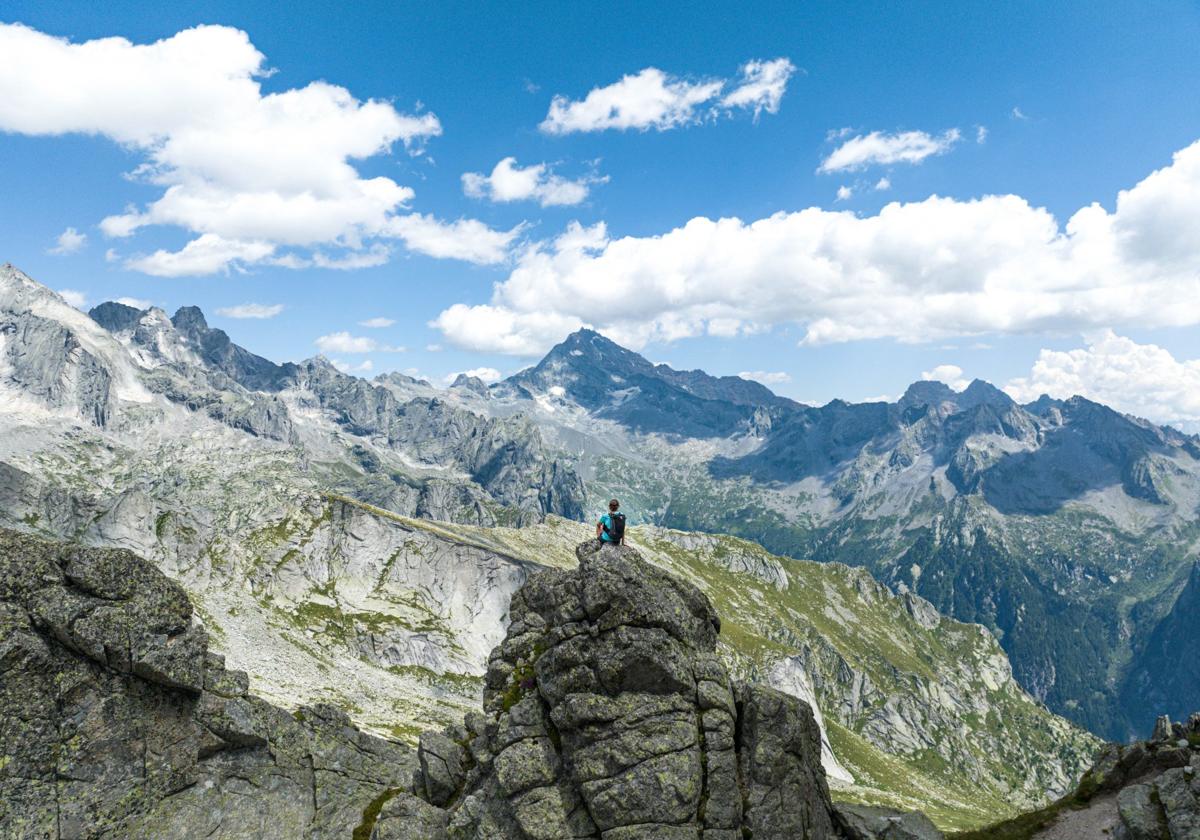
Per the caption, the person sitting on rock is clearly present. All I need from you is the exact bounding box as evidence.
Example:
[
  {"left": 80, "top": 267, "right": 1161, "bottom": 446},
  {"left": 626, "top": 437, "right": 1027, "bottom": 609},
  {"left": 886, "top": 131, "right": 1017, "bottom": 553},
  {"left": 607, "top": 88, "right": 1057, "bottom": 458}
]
[{"left": 596, "top": 498, "right": 626, "bottom": 545}]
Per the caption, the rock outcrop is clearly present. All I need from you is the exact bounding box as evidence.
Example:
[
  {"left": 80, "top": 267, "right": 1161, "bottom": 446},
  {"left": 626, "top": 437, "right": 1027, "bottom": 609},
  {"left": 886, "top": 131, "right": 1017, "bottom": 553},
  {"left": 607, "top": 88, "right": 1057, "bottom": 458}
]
[
  {"left": 1091, "top": 714, "right": 1200, "bottom": 840},
  {"left": 0, "top": 528, "right": 415, "bottom": 838},
  {"left": 967, "top": 711, "right": 1200, "bottom": 839},
  {"left": 385, "top": 539, "right": 857, "bottom": 839}
]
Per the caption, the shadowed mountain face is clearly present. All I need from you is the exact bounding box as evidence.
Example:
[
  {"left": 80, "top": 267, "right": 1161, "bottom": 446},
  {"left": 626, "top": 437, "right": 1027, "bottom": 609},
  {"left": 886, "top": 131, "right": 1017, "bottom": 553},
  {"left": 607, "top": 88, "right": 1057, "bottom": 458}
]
[
  {"left": 501, "top": 328, "right": 796, "bottom": 438},
  {"left": 1121, "top": 562, "right": 1200, "bottom": 734}
]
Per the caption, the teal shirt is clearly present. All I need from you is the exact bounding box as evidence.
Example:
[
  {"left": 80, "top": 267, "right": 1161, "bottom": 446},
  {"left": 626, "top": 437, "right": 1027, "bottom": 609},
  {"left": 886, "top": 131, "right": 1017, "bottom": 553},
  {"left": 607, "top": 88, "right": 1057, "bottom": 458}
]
[{"left": 599, "top": 513, "right": 617, "bottom": 541}]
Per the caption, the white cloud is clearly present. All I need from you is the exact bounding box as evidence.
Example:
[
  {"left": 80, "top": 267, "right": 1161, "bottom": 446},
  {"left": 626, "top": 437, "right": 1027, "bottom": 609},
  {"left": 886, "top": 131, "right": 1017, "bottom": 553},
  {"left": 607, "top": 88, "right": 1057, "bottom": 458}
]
[
  {"left": 835, "top": 185, "right": 853, "bottom": 201},
  {"left": 921, "top": 364, "right": 969, "bottom": 391},
  {"left": 325, "top": 335, "right": 371, "bottom": 353},
  {"left": 58, "top": 289, "right": 87, "bottom": 308},
  {"left": 462, "top": 157, "right": 604, "bottom": 207},
  {"left": 432, "top": 139, "right": 1200, "bottom": 356},
  {"left": 48, "top": 227, "right": 86, "bottom": 255},
  {"left": 1012, "top": 106, "right": 1029, "bottom": 121},
  {"left": 387, "top": 214, "right": 520, "bottom": 265},
  {"left": 738, "top": 370, "right": 791, "bottom": 385},
  {"left": 315, "top": 332, "right": 391, "bottom": 353},
  {"left": 718, "top": 58, "right": 797, "bottom": 117},
  {"left": 216, "top": 302, "right": 284, "bottom": 319},
  {"left": 976, "top": 125, "right": 988, "bottom": 143},
  {"left": 819, "top": 128, "right": 961, "bottom": 173},
  {"left": 359, "top": 316, "right": 395, "bottom": 328},
  {"left": 331, "top": 358, "right": 374, "bottom": 374},
  {"left": 874, "top": 177, "right": 891, "bottom": 191},
  {"left": 425, "top": 343, "right": 442, "bottom": 352},
  {"left": 1005, "top": 331, "right": 1200, "bottom": 431},
  {"left": 114, "top": 296, "right": 152, "bottom": 309},
  {"left": 444, "top": 367, "right": 502, "bottom": 385},
  {"left": 104, "top": 248, "right": 119, "bottom": 263},
  {"left": 0, "top": 23, "right": 512, "bottom": 276},
  {"left": 539, "top": 57, "right": 794, "bottom": 134},
  {"left": 125, "top": 234, "right": 275, "bottom": 277}
]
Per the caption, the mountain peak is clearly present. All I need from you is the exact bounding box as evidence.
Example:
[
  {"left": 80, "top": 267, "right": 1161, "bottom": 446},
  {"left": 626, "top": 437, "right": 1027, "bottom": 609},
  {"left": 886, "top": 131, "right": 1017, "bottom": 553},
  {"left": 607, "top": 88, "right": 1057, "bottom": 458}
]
[
  {"left": 88, "top": 301, "right": 144, "bottom": 334},
  {"left": 171, "top": 305, "right": 209, "bottom": 336},
  {"left": 959, "top": 378, "right": 1014, "bottom": 407},
  {"left": 899, "top": 380, "right": 955, "bottom": 408}
]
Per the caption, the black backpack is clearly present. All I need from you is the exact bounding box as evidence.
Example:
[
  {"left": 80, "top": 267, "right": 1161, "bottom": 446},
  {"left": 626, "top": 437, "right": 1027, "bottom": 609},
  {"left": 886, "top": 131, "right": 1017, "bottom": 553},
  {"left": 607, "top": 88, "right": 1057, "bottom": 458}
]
[{"left": 605, "top": 512, "right": 626, "bottom": 542}]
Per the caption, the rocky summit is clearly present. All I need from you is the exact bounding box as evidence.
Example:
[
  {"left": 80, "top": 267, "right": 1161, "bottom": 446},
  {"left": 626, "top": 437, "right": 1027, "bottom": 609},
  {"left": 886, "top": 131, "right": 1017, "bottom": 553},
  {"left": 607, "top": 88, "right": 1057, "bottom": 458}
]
[
  {"left": 377, "top": 539, "right": 933, "bottom": 840},
  {"left": 0, "top": 527, "right": 938, "bottom": 839}
]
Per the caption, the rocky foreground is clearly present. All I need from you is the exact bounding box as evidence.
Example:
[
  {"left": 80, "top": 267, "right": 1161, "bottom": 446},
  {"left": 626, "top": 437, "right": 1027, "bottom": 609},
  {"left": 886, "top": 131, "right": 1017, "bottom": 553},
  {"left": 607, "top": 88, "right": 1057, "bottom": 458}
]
[
  {"left": 958, "top": 713, "right": 1200, "bottom": 840},
  {"left": 0, "top": 527, "right": 947, "bottom": 838}
]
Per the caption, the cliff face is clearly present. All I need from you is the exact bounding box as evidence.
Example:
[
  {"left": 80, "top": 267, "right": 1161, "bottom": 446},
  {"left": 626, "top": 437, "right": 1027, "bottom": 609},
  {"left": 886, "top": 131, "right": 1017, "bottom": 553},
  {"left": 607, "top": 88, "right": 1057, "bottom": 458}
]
[
  {"left": 0, "top": 528, "right": 415, "bottom": 838},
  {"left": 382, "top": 539, "right": 849, "bottom": 840}
]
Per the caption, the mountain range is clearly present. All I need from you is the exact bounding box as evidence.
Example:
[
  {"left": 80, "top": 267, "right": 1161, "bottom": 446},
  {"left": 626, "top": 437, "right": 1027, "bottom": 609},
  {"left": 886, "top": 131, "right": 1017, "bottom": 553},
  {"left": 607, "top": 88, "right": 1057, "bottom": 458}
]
[{"left": 4, "top": 261, "right": 1196, "bottom": 827}]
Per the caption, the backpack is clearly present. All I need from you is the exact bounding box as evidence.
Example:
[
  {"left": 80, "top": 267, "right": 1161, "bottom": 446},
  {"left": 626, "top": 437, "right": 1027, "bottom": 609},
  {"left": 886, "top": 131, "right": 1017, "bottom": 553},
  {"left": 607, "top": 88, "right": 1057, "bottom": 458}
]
[{"left": 604, "top": 512, "right": 626, "bottom": 542}]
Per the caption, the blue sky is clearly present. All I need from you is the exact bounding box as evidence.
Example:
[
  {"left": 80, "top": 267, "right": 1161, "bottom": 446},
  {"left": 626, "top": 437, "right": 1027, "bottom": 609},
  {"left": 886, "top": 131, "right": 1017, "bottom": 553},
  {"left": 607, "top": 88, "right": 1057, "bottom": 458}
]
[{"left": 3, "top": 2, "right": 1200, "bottom": 424}]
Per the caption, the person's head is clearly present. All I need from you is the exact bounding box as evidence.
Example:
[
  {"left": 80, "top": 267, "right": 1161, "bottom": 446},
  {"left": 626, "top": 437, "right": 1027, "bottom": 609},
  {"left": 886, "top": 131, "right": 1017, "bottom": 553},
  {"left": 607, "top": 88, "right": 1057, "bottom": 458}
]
[{"left": 608, "top": 498, "right": 620, "bottom": 512}]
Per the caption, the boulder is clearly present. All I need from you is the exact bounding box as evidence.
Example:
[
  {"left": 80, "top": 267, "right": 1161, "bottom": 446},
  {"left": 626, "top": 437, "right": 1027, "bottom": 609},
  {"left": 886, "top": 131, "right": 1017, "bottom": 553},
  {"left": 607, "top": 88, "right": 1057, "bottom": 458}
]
[{"left": 836, "top": 803, "right": 944, "bottom": 839}]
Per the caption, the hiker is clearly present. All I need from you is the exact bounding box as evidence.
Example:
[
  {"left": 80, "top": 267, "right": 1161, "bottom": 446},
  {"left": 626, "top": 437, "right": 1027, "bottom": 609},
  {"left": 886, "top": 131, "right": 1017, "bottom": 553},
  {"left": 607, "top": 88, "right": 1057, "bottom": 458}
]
[{"left": 596, "top": 498, "right": 626, "bottom": 545}]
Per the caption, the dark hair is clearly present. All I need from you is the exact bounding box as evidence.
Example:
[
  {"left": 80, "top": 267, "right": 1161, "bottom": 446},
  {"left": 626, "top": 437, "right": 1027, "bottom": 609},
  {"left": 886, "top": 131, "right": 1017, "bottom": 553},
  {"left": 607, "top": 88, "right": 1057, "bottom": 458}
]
[{"left": 608, "top": 499, "right": 620, "bottom": 511}]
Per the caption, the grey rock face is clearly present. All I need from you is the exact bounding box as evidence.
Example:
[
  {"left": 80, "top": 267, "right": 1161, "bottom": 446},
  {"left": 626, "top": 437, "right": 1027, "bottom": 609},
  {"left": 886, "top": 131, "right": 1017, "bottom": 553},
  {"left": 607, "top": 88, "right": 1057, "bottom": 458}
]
[
  {"left": 406, "top": 539, "right": 850, "bottom": 839},
  {"left": 1, "top": 270, "right": 115, "bottom": 426},
  {"left": 835, "top": 803, "right": 943, "bottom": 840},
  {"left": 0, "top": 528, "right": 416, "bottom": 838},
  {"left": 293, "top": 358, "right": 585, "bottom": 521}
]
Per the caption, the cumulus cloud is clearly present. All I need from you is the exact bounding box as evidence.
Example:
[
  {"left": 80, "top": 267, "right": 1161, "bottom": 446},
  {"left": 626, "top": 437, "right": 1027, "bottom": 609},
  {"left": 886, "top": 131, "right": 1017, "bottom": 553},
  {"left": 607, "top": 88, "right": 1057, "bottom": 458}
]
[
  {"left": 317, "top": 333, "right": 372, "bottom": 353},
  {"left": 48, "top": 227, "right": 86, "bottom": 255},
  {"left": 819, "top": 128, "right": 961, "bottom": 173},
  {"left": 444, "top": 367, "right": 502, "bottom": 385},
  {"left": 462, "top": 157, "right": 604, "bottom": 207},
  {"left": 432, "top": 139, "right": 1200, "bottom": 356},
  {"left": 387, "top": 214, "right": 521, "bottom": 264},
  {"left": 359, "top": 316, "right": 395, "bottom": 328},
  {"left": 738, "top": 370, "right": 791, "bottom": 385},
  {"left": 835, "top": 185, "right": 853, "bottom": 201},
  {"left": 1005, "top": 331, "right": 1200, "bottom": 431},
  {"left": 921, "top": 364, "right": 969, "bottom": 391},
  {"left": 216, "top": 302, "right": 283, "bottom": 319},
  {"left": 874, "top": 177, "right": 891, "bottom": 191},
  {"left": 331, "top": 358, "right": 374, "bottom": 374},
  {"left": 717, "top": 58, "right": 797, "bottom": 117},
  {"left": 57, "top": 289, "right": 87, "bottom": 308},
  {"left": 125, "top": 234, "right": 275, "bottom": 277},
  {"left": 114, "top": 296, "right": 152, "bottom": 309},
  {"left": 0, "top": 23, "right": 511, "bottom": 275},
  {"left": 539, "top": 58, "right": 794, "bottom": 134}
]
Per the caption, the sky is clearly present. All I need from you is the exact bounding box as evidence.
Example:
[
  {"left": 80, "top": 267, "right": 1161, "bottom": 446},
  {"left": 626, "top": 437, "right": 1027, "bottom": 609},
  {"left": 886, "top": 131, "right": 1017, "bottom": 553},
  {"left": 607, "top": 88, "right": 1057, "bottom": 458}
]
[{"left": 3, "top": 2, "right": 1200, "bottom": 427}]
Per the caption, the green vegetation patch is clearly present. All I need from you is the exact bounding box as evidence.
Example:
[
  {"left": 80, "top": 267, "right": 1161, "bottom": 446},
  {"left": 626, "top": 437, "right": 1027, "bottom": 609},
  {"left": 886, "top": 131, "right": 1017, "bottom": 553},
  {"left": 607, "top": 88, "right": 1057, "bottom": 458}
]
[{"left": 352, "top": 787, "right": 403, "bottom": 840}]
